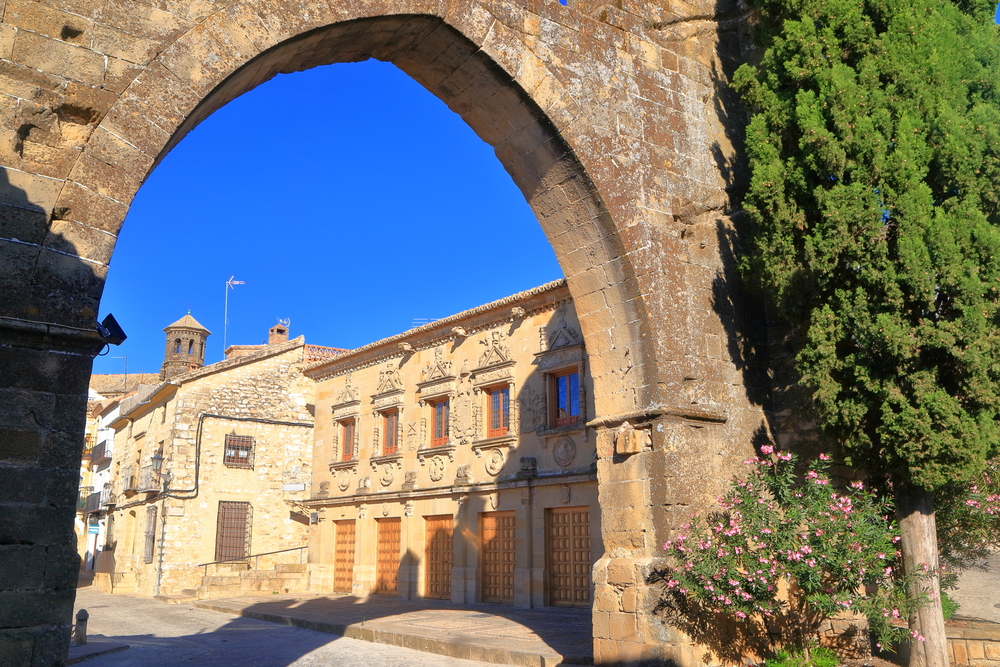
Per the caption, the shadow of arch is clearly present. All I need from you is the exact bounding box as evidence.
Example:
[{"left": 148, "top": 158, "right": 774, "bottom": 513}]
[{"left": 87, "top": 8, "right": 658, "bottom": 419}]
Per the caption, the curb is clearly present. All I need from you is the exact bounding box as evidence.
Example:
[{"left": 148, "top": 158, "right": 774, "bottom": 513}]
[
  {"left": 193, "top": 600, "right": 574, "bottom": 667},
  {"left": 66, "top": 642, "right": 130, "bottom": 665}
]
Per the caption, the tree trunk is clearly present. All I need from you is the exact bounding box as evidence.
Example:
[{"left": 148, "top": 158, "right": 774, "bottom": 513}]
[{"left": 896, "top": 485, "right": 949, "bottom": 667}]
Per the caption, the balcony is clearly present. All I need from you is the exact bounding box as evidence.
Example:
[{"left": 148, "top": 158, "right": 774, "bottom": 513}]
[
  {"left": 78, "top": 487, "right": 95, "bottom": 512},
  {"left": 138, "top": 466, "right": 160, "bottom": 492},
  {"left": 99, "top": 485, "right": 115, "bottom": 508},
  {"left": 91, "top": 441, "right": 111, "bottom": 465}
]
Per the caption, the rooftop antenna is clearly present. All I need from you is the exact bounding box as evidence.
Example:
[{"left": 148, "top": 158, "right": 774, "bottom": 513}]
[
  {"left": 224, "top": 276, "right": 245, "bottom": 353},
  {"left": 110, "top": 355, "right": 127, "bottom": 392},
  {"left": 278, "top": 317, "right": 291, "bottom": 328}
]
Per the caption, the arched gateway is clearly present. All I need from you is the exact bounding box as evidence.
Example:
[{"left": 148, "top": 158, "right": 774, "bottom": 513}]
[{"left": 0, "top": 0, "right": 766, "bottom": 664}]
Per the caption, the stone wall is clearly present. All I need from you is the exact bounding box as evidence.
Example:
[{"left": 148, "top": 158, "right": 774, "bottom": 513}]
[{"left": 96, "top": 340, "right": 314, "bottom": 597}]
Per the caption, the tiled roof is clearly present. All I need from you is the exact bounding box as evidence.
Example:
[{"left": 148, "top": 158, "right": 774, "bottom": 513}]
[
  {"left": 89, "top": 373, "right": 161, "bottom": 397},
  {"left": 163, "top": 313, "right": 210, "bottom": 333}
]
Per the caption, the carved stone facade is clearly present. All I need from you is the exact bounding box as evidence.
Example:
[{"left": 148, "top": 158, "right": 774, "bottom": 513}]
[{"left": 305, "top": 281, "right": 600, "bottom": 608}]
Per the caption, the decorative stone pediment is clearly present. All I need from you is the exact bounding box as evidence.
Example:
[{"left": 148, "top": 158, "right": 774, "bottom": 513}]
[
  {"left": 477, "top": 331, "right": 511, "bottom": 368},
  {"left": 472, "top": 363, "right": 514, "bottom": 387},
  {"left": 533, "top": 344, "right": 585, "bottom": 371},
  {"left": 546, "top": 307, "right": 583, "bottom": 350},
  {"left": 333, "top": 373, "right": 359, "bottom": 406},
  {"left": 421, "top": 347, "right": 454, "bottom": 383},
  {"left": 375, "top": 365, "right": 403, "bottom": 395}
]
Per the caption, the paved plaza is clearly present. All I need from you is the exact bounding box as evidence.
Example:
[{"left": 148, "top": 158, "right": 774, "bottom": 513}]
[{"left": 71, "top": 586, "right": 592, "bottom": 667}]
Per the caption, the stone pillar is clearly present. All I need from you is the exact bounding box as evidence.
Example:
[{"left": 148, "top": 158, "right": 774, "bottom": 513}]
[
  {"left": 451, "top": 495, "right": 471, "bottom": 604},
  {"left": 0, "top": 322, "right": 102, "bottom": 666},
  {"left": 514, "top": 486, "right": 534, "bottom": 608}
]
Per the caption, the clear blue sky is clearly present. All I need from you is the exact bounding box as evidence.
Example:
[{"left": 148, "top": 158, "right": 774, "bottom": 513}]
[{"left": 92, "top": 60, "right": 563, "bottom": 376}]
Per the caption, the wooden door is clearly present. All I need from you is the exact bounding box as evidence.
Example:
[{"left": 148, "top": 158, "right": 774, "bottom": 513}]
[
  {"left": 424, "top": 515, "right": 453, "bottom": 600},
  {"left": 376, "top": 518, "right": 401, "bottom": 595},
  {"left": 547, "top": 507, "right": 591, "bottom": 607},
  {"left": 333, "top": 520, "right": 355, "bottom": 593},
  {"left": 481, "top": 511, "right": 515, "bottom": 603}
]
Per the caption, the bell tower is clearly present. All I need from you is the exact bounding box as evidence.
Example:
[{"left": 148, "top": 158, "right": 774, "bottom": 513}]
[{"left": 160, "top": 312, "right": 211, "bottom": 380}]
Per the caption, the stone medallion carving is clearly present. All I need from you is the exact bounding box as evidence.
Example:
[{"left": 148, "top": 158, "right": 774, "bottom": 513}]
[
  {"left": 553, "top": 436, "right": 577, "bottom": 467},
  {"left": 318, "top": 481, "right": 330, "bottom": 497},
  {"left": 337, "top": 470, "right": 351, "bottom": 491},
  {"left": 485, "top": 449, "right": 504, "bottom": 476},
  {"left": 379, "top": 463, "right": 394, "bottom": 487},
  {"left": 428, "top": 456, "right": 446, "bottom": 482}
]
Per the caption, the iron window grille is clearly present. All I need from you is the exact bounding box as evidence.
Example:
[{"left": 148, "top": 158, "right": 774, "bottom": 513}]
[
  {"left": 215, "top": 501, "right": 252, "bottom": 562},
  {"left": 223, "top": 434, "right": 255, "bottom": 469}
]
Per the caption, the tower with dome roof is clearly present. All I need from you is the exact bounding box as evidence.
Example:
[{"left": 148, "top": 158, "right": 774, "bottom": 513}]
[{"left": 160, "top": 312, "right": 211, "bottom": 380}]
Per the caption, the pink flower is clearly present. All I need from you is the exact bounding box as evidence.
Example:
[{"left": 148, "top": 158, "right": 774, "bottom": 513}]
[
  {"left": 819, "top": 453, "right": 830, "bottom": 461},
  {"left": 761, "top": 445, "right": 774, "bottom": 455}
]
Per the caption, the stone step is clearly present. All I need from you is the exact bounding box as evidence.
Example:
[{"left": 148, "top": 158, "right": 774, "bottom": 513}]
[{"left": 274, "top": 563, "right": 307, "bottom": 573}]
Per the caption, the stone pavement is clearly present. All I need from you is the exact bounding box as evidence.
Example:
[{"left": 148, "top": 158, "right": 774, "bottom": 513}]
[
  {"left": 194, "top": 593, "right": 593, "bottom": 667},
  {"left": 952, "top": 552, "right": 1000, "bottom": 624},
  {"left": 73, "top": 587, "right": 522, "bottom": 667}
]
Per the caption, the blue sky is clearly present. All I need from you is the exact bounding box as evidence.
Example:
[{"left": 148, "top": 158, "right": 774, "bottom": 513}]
[{"left": 92, "top": 60, "right": 563, "bottom": 376}]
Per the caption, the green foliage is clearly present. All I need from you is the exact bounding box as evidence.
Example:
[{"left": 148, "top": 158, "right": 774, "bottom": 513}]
[
  {"left": 766, "top": 646, "right": 840, "bottom": 667},
  {"left": 734, "top": 0, "right": 1000, "bottom": 491},
  {"left": 940, "top": 589, "right": 960, "bottom": 620},
  {"left": 658, "top": 451, "right": 918, "bottom": 651}
]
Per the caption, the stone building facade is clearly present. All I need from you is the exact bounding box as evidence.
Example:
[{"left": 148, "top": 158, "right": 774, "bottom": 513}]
[
  {"left": 93, "top": 319, "right": 338, "bottom": 597},
  {"left": 305, "top": 280, "right": 601, "bottom": 609}
]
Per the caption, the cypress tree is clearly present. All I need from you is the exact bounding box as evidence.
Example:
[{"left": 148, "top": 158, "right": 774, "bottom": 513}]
[{"left": 733, "top": 0, "right": 1000, "bottom": 664}]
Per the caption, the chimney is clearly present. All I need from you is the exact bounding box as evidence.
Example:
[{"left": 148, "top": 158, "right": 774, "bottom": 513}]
[{"left": 268, "top": 324, "right": 289, "bottom": 345}]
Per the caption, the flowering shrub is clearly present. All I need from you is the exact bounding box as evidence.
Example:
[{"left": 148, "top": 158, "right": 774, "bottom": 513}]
[
  {"left": 935, "top": 458, "right": 1000, "bottom": 576},
  {"left": 657, "top": 448, "right": 920, "bottom": 652}
]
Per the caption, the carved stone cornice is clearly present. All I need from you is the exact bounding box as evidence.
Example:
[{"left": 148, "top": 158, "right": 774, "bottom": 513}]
[
  {"left": 471, "top": 434, "right": 517, "bottom": 457},
  {"left": 416, "top": 444, "right": 456, "bottom": 464},
  {"left": 329, "top": 459, "right": 360, "bottom": 473},
  {"left": 533, "top": 343, "right": 585, "bottom": 371},
  {"left": 369, "top": 453, "right": 404, "bottom": 471},
  {"left": 304, "top": 281, "right": 571, "bottom": 381}
]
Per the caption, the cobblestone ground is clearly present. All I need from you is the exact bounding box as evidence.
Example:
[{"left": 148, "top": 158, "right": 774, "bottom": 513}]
[
  {"left": 951, "top": 552, "right": 1000, "bottom": 624},
  {"left": 72, "top": 587, "right": 509, "bottom": 667}
]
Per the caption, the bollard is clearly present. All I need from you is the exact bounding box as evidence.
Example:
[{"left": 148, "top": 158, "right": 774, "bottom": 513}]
[{"left": 75, "top": 609, "right": 89, "bottom": 645}]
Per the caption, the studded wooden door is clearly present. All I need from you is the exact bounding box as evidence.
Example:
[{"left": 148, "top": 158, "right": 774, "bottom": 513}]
[
  {"left": 424, "top": 515, "right": 453, "bottom": 600},
  {"left": 547, "top": 507, "right": 591, "bottom": 607},
  {"left": 333, "top": 520, "right": 355, "bottom": 593},
  {"left": 376, "top": 517, "right": 401, "bottom": 595},
  {"left": 481, "top": 511, "right": 515, "bottom": 604}
]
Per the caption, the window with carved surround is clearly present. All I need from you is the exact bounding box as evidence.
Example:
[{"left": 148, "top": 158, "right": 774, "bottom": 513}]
[
  {"left": 429, "top": 398, "right": 449, "bottom": 447},
  {"left": 339, "top": 419, "right": 357, "bottom": 461},
  {"left": 549, "top": 370, "right": 581, "bottom": 428},
  {"left": 224, "top": 434, "right": 254, "bottom": 469},
  {"left": 382, "top": 410, "right": 399, "bottom": 455},
  {"left": 485, "top": 385, "right": 510, "bottom": 438}
]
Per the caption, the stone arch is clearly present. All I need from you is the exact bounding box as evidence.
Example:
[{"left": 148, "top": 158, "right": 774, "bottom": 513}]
[{"left": 0, "top": 1, "right": 764, "bottom": 664}]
